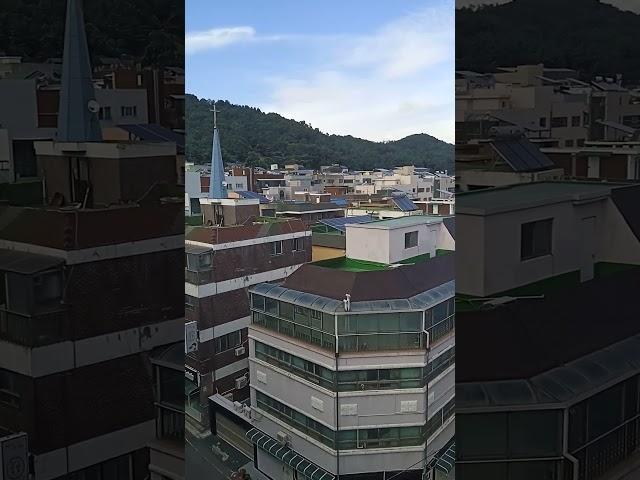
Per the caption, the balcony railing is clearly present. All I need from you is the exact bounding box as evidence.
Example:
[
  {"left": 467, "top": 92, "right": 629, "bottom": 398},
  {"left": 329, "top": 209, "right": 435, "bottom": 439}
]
[
  {"left": 0, "top": 307, "right": 70, "bottom": 347},
  {"left": 184, "top": 268, "right": 215, "bottom": 285}
]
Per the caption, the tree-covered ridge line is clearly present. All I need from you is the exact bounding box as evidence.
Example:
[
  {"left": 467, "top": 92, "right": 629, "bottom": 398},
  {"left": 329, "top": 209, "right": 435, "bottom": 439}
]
[
  {"left": 0, "top": 0, "right": 183, "bottom": 67},
  {"left": 186, "top": 95, "right": 454, "bottom": 172},
  {"left": 456, "top": 0, "right": 640, "bottom": 83}
]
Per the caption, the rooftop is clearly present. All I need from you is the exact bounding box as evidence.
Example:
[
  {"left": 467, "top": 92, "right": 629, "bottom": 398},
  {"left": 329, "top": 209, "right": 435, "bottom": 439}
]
[
  {"left": 0, "top": 201, "right": 183, "bottom": 250},
  {"left": 457, "top": 181, "right": 624, "bottom": 215},
  {"left": 346, "top": 215, "right": 444, "bottom": 230},
  {"left": 278, "top": 252, "right": 454, "bottom": 302},
  {"left": 185, "top": 218, "right": 307, "bottom": 246},
  {"left": 457, "top": 263, "right": 640, "bottom": 384}
]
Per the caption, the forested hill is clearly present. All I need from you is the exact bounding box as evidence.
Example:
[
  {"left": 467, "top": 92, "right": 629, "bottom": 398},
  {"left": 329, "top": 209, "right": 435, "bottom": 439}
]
[
  {"left": 186, "top": 95, "right": 454, "bottom": 172},
  {"left": 456, "top": 0, "right": 640, "bottom": 82},
  {"left": 0, "top": 0, "right": 183, "bottom": 66}
]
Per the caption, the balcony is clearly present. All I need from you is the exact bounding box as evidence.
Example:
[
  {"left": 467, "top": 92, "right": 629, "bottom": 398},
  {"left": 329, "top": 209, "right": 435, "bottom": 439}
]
[
  {"left": 0, "top": 307, "right": 70, "bottom": 347},
  {"left": 184, "top": 268, "right": 214, "bottom": 285}
]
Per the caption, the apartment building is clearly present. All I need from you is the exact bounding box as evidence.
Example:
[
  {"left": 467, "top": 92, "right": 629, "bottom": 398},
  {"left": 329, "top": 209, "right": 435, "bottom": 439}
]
[
  {"left": 0, "top": 2, "right": 184, "bottom": 478},
  {"left": 456, "top": 182, "right": 640, "bottom": 480},
  {"left": 541, "top": 141, "right": 640, "bottom": 181},
  {"left": 0, "top": 200, "right": 184, "bottom": 480},
  {"left": 245, "top": 216, "right": 455, "bottom": 480},
  {"left": 184, "top": 218, "right": 312, "bottom": 424},
  {"left": 148, "top": 342, "right": 185, "bottom": 480},
  {"left": 456, "top": 64, "right": 640, "bottom": 147}
]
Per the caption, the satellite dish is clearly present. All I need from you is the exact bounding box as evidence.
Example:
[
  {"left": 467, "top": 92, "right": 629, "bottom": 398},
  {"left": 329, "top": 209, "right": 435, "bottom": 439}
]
[{"left": 87, "top": 99, "right": 100, "bottom": 113}]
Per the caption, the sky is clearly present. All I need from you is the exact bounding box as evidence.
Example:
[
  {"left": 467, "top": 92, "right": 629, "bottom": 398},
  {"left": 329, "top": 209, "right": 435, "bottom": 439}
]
[
  {"left": 456, "top": 0, "right": 640, "bottom": 12},
  {"left": 185, "top": 0, "right": 454, "bottom": 143}
]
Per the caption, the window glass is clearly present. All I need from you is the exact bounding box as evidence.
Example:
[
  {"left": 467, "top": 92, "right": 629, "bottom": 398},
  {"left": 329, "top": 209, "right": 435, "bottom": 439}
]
[
  {"left": 457, "top": 413, "right": 508, "bottom": 460},
  {"left": 251, "top": 294, "right": 265, "bottom": 311},
  {"left": 509, "top": 411, "right": 562, "bottom": 458},
  {"left": 521, "top": 219, "right": 553, "bottom": 260}
]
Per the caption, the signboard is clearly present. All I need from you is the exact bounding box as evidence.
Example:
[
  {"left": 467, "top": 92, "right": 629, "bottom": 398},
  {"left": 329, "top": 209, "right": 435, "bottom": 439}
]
[
  {"left": 0, "top": 433, "right": 28, "bottom": 480},
  {"left": 185, "top": 321, "right": 198, "bottom": 353}
]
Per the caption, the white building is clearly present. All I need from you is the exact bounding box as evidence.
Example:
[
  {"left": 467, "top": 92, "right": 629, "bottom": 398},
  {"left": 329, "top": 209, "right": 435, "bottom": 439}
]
[{"left": 246, "top": 215, "right": 455, "bottom": 480}]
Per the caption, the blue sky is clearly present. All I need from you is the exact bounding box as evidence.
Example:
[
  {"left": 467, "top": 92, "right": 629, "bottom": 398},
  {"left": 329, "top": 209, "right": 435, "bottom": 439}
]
[{"left": 186, "top": 0, "right": 454, "bottom": 143}]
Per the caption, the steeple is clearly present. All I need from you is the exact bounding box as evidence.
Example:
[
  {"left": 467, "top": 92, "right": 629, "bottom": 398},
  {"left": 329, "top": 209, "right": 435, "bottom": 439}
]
[
  {"left": 209, "top": 102, "right": 227, "bottom": 199},
  {"left": 57, "top": 0, "right": 102, "bottom": 142}
]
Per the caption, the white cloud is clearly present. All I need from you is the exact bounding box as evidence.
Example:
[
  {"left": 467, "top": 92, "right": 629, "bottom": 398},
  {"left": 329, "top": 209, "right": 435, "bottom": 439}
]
[
  {"left": 259, "top": 6, "right": 455, "bottom": 143},
  {"left": 341, "top": 8, "right": 454, "bottom": 79},
  {"left": 186, "top": 27, "right": 255, "bottom": 54}
]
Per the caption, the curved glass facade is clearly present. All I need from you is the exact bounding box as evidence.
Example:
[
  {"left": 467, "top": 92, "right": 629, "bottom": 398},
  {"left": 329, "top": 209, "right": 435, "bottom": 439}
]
[{"left": 251, "top": 293, "right": 454, "bottom": 353}]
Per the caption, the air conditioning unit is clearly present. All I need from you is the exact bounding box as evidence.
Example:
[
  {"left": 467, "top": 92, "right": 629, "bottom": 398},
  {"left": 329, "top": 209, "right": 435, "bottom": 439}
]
[
  {"left": 233, "top": 401, "right": 243, "bottom": 412},
  {"left": 357, "top": 442, "right": 366, "bottom": 449},
  {"left": 223, "top": 393, "right": 233, "bottom": 401},
  {"left": 235, "top": 346, "right": 246, "bottom": 356},
  {"left": 235, "top": 376, "right": 248, "bottom": 389},
  {"left": 276, "top": 431, "right": 290, "bottom": 446}
]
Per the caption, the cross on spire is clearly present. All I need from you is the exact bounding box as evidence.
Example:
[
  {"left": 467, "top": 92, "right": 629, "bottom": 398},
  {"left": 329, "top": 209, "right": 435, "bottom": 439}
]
[{"left": 211, "top": 102, "right": 219, "bottom": 129}]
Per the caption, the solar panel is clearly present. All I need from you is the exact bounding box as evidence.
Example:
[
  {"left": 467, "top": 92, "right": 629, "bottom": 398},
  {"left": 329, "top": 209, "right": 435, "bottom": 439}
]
[
  {"left": 319, "top": 215, "right": 373, "bottom": 232},
  {"left": 237, "top": 190, "right": 270, "bottom": 203},
  {"left": 392, "top": 196, "right": 418, "bottom": 212},
  {"left": 490, "top": 138, "right": 554, "bottom": 172}
]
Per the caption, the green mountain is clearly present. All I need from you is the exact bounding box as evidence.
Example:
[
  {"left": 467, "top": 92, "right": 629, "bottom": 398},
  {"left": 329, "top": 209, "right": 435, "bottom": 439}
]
[
  {"left": 456, "top": 0, "right": 640, "bottom": 82},
  {"left": 0, "top": 0, "right": 183, "bottom": 66},
  {"left": 186, "top": 95, "right": 454, "bottom": 172}
]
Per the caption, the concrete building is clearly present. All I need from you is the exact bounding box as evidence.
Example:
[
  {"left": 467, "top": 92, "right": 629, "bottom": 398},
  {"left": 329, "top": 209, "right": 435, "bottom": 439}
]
[
  {"left": 0, "top": 2, "right": 185, "bottom": 478},
  {"left": 0, "top": 201, "right": 184, "bottom": 480},
  {"left": 185, "top": 218, "right": 312, "bottom": 425},
  {"left": 456, "top": 182, "right": 640, "bottom": 480},
  {"left": 244, "top": 216, "right": 455, "bottom": 479}
]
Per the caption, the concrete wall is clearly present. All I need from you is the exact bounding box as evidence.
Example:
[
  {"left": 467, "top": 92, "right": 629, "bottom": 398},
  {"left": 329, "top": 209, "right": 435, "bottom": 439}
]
[
  {"left": 346, "top": 222, "right": 441, "bottom": 264},
  {"left": 456, "top": 196, "right": 640, "bottom": 297}
]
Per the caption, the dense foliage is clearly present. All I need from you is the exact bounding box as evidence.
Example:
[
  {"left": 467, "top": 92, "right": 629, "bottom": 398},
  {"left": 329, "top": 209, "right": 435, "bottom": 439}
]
[
  {"left": 0, "top": 0, "right": 183, "bottom": 66},
  {"left": 456, "top": 0, "right": 640, "bottom": 82},
  {"left": 186, "top": 95, "right": 454, "bottom": 172}
]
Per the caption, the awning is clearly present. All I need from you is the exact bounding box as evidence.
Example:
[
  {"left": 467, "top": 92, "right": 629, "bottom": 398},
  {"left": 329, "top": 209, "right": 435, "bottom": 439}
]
[
  {"left": 433, "top": 442, "right": 455, "bottom": 475},
  {"left": 0, "top": 249, "right": 63, "bottom": 275},
  {"left": 246, "top": 428, "right": 334, "bottom": 480}
]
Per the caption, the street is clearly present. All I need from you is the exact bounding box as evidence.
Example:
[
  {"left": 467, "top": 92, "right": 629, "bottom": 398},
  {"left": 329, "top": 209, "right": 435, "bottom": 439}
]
[{"left": 185, "top": 428, "right": 264, "bottom": 480}]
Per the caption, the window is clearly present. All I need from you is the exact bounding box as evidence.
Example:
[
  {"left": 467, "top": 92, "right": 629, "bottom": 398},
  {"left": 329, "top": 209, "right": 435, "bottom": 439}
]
[
  {"left": 405, "top": 231, "right": 418, "bottom": 249},
  {"left": 565, "top": 139, "right": 574, "bottom": 147},
  {"left": 293, "top": 237, "right": 304, "bottom": 251},
  {"left": 583, "top": 112, "right": 590, "bottom": 126},
  {"left": 185, "top": 295, "right": 197, "bottom": 310},
  {"left": 121, "top": 105, "right": 137, "bottom": 117},
  {"left": 235, "top": 183, "right": 243, "bottom": 189},
  {"left": 521, "top": 219, "right": 553, "bottom": 260},
  {"left": 98, "top": 106, "right": 111, "bottom": 120},
  {"left": 571, "top": 116, "right": 581, "bottom": 127},
  {"left": 539, "top": 117, "right": 547, "bottom": 128},
  {"left": 0, "top": 370, "right": 20, "bottom": 409},
  {"left": 550, "top": 117, "right": 567, "bottom": 128},
  {"left": 33, "top": 271, "right": 63, "bottom": 305},
  {"left": 186, "top": 252, "right": 212, "bottom": 271},
  {"left": 214, "top": 330, "right": 242, "bottom": 353},
  {"left": 577, "top": 139, "right": 585, "bottom": 147},
  {"left": 271, "top": 241, "right": 283, "bottom": 255}
]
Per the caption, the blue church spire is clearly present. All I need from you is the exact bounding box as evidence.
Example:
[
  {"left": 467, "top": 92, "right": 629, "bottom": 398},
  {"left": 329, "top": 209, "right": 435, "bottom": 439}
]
[
  {"left": 208, "top": 102, "right": 227, "bottom": 199},
  {"left": 57, "top": 0, "right": 102, "bottom": 142}
]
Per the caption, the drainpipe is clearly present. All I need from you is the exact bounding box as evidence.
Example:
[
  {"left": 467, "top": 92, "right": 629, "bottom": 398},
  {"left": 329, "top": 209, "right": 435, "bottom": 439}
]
[
  {"left": 334, "top": 312, "right": 340, "bottom": 479},
  {"left": 562, "top": 408, "right": 580, "bottom": 480}
]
